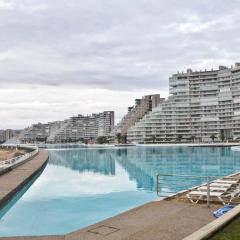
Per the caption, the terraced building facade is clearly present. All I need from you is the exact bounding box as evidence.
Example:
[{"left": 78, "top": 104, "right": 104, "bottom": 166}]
[
  {"left": 128, "top": 63, "right": 240, "bottom": 143},
  {"left": 113, "top": 94, "right": 164, "bottom": 135}
]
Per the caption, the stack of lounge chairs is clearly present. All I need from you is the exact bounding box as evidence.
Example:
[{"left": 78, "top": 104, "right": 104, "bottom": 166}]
[{"left": 186, "top": 178, "right": 240, "bottom": 205}]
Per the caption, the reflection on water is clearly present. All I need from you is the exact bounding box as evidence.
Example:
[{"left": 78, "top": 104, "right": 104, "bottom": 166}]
[
  {"left": 0, "top": 146, "right": 240, "bottom": 236},
  {"left": 49, "top": 149, "right": 116, "bottom": 175},
  {"left": 40, "top": 143, "right": 85, "bottom": 149},
  {"left": 49, "top": 146, "right": 240, "bottom": 193}
]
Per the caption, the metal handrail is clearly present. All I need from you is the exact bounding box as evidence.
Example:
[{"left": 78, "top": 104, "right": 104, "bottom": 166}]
[
  {"left": 156, "top": 174, "right": 218, "bottom": 207},
  {"left": 0, "top": 145, "right": 38, "bottom": 171}
]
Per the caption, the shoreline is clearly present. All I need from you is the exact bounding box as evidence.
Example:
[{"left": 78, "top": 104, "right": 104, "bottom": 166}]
[{"left": 35, "top": 142, "right": 240, "bottom": 149}]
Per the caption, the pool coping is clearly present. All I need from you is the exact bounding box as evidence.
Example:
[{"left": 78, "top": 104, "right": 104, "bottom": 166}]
[
  {"left": 183, "top": 204, "right": 240, "bottom": 240},
  {"left": 0, "top": 149, "right": 49, "bottom": 210}
]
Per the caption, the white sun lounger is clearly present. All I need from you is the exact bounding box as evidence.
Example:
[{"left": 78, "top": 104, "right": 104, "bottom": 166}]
[
  {"left": 198, "top": 186, "right": 228, "bottom": 192},
  {"left": 220, "top": 188, "right": 240, "bottom": 205},
  {"left": 210, "top": 183, "right": 232, "bottom": 188},
  {"left": 186, "top": 191, "right": 224, "bottom": 204},
  {"left": 187, "top": 187, "right": 240, "bottom": 205},
  {"left": 213, "top": 179, "right": 238, "bottom": 184}
]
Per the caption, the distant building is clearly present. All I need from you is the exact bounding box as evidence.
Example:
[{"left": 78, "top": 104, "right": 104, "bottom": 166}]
[
  {"left": 0, "top": 130, "right": 5, "bottom": 143},
  {"left": 4, "top": 129, "right": 15, "bottom": 140},
  {"left": 21, "top": 123, "right": 49, "bottom": 143},
  {"left": 47, "top": 121, "right": 67, "bottom": 143},
  {"left": 53, "top": 111, "right": 114, "bottom": 143},
  {"left": 0, "top": 129, "right": 21, "bottom": 143},
  {"left": 98, "top": 111, "right": 115, "bottom": 137},
  {"left": 114, "top": 94, "right": 164, "bottom": 135},
  {"left": 128, "top": 63, "right": 240, "bottom": 143},
  {"left": 20, "top": 111, "right": 115, "bottom": 143}
]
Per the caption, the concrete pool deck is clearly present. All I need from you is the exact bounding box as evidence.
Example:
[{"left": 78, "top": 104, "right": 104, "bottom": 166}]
[
  {"left": 66, "top": 200, "right": 217, "bottom": 240},
  {"left": 0, "top": 149, "right": 48, "bottom": 209}
]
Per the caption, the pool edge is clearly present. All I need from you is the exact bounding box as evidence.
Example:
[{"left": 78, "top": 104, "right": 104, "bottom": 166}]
[{"left": 0, "top": 149, "right": 49, "bottom": 210}]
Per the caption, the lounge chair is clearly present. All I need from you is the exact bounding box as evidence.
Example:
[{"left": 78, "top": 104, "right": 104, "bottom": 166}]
[
  {"left": 187, "top": 187, "right": 240, "bottom": 205},
  {"left": 210, "top": 183, "right": 232, "bottom": 188},
  {"left": 213, "top": 179, "right": 238, "bottom": 184},
  {"left": 186, "top": 191, "right": 225, "bottom": 204},
  {"left": 198, "top": 186, "right": 228, "bottom": 192},
  {"left": 219, "top": 187, "right": 240, "bottom": 205}
]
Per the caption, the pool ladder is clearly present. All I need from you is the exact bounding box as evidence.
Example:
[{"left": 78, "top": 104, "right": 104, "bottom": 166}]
[{"left": 156, "top": 174, "right": 216, "bottom": 207}]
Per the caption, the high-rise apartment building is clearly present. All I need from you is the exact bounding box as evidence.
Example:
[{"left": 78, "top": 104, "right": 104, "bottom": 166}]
[
  {"left": 47, "top": 121, "right": 67, "bottom": 143},
  {"left": 0, "top": 130, "right": 6, "bottom": 143},
  {"left": 20, "top": 111, "right": 114, "bottom": 143},
  {"left": 128, "top": 63, "right": 240, "bottom": 143},
  {"left": 98, "top": 111, "right": 115, "bottom": 137},
  {"left": 21, "top": 123, "right": 49, "bottom": 143},
  {"left": 53, "top": 111, "right": 114, "bottom": 142},
  {"left": 114, "top": 94, "right": 164, "bottom": 135},
  {"left": 0, "top": 129, "right": 22, "bottom": 143}
]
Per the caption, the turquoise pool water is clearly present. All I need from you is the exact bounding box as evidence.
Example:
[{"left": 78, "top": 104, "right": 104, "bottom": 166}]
[{"left": 0, "top": 146, "right": 240, "bottom": 236}]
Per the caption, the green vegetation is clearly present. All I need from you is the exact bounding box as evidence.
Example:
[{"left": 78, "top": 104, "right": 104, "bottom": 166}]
[
  {"left": 210, "top": 134, "right": 216, "bottom": 142},
  {"left": 220, "top": 130, "right": 225, "bottom": 142},
  {"left": 96, "top": 136, "right": 108, "bottom": 144},
  {"left": 115, "top": 133, "right": 127, "bottom": 144},
  {"left": 209, "top": 217, "right": 240, "bottom": 240},
  {"left": 116, "top": 133, "right": 121, "bottom": 143},
  {"left": 121, "top": 134, "right": 127, "bottom": 144}
]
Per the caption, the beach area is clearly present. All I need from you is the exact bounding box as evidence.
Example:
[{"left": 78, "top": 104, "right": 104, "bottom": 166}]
[{"left": 0, "top": 148, "right": 28, "bottom": 161}]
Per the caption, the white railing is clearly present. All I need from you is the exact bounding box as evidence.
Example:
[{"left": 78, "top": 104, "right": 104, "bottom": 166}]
[{"left": 0, "top": 145, "right": 39, "bottom": 172}]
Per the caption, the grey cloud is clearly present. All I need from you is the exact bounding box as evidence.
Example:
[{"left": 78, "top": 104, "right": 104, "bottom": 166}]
[{"left": 0, "top": 0, "right": 240, "bottom": 91}]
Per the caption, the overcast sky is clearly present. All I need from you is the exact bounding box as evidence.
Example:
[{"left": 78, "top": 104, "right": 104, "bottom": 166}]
[{"left": 0, "top": 0, "right": 240, "bottom": 129}]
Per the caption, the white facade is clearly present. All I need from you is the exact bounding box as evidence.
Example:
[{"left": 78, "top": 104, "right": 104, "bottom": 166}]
[
  {"left": 21, "top": 123, "right": 49, "bottom": 143},
  {"left": 49, "top": 111, "right": 114, "bottom": 143},
  {"left": 113, "top": 94, "right": 164, "bottom": 135},
  {"left": 128, "top": 63, "right": 240, "bottom": 143},
  {"left": 20, "top": 111, "right": 114, "bottom": 143}
]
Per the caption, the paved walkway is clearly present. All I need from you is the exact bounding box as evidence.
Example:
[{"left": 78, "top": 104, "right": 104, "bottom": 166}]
[
  {"left": 0, "top": 149, "right": 48, "bottom": 209},
  {"left": 66, "top": 200, "right": 216, "bottom": 240}
]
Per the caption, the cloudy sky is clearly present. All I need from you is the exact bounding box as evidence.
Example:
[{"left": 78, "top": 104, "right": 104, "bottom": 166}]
[{"left": 0, "top": 0, "right": 240, "bottom": 129}]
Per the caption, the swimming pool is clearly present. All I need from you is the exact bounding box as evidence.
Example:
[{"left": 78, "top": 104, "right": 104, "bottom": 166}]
[{"left": 0, "top": 146, "right": 240, "bottom": 236}]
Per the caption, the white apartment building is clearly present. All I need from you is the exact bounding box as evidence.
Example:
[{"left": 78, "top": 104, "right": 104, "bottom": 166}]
[
  {"left": 21, "top": 123, "right": 49, "bottom": 143},
  {"left": 50, "top": 111, "right": 114, "bottom": 143},
  {"left": 47, "top": 121, "right": 67, "bottom": 143},
  {"left": 98, "top": 111, "right": 115, "bottom": 137},
  {"left": 128, "top": 63, "right": 240, "bottom": 143},
  {"left": 113, "top": 94, "right": 164, "bottom": 135},
  {"left": 0, "top": 129, "right": 22, "bottom": 144},
  {"left": 20, "top": 111, "right": 114, "bottom": 143}
]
